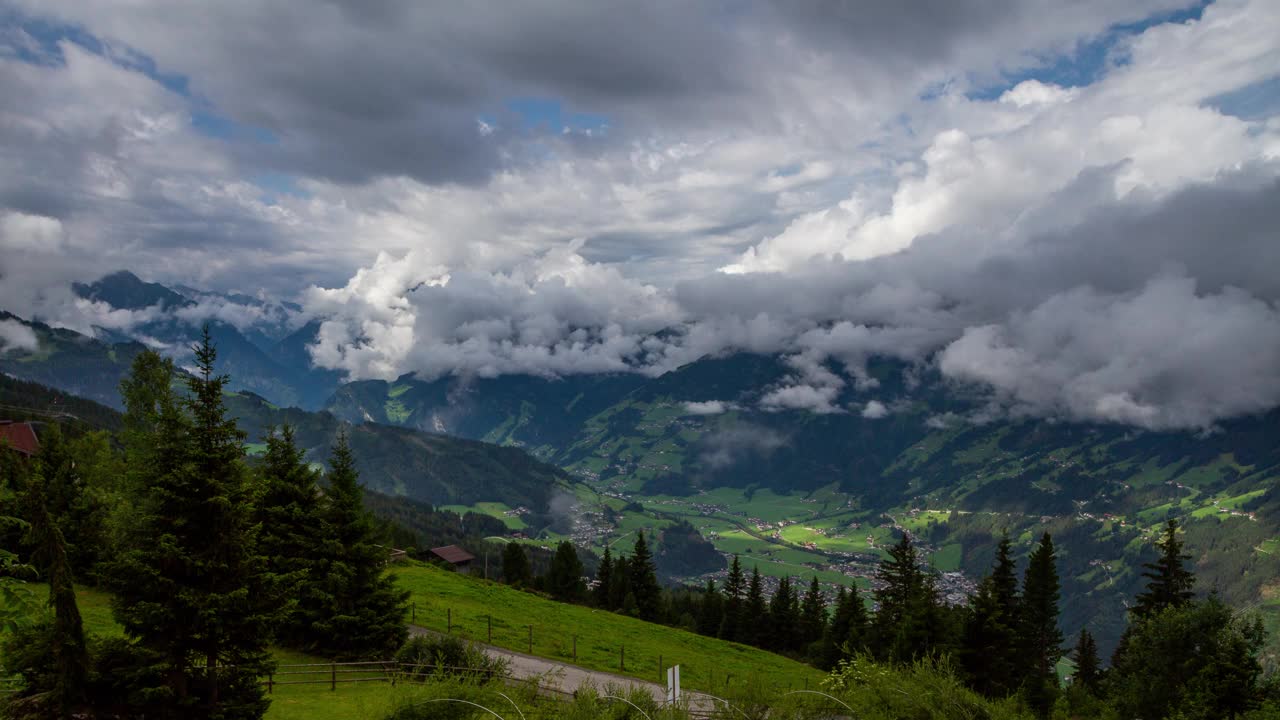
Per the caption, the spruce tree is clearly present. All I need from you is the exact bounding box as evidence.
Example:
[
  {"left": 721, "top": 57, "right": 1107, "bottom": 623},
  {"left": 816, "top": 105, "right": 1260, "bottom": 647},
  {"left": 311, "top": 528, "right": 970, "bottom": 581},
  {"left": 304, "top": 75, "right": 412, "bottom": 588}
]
[
  {"left": 24, "top": 467, "right": 88, "bottom": 718},
  {"left": 628, "top": 532, "right": 662, "bottom": 622},
  {"left": 108, "top": 337, "right": 279, "bottom": 719},
  {"left": 718, "top": 555, "right": 745, "bottom": 642},
  {"left": 960, "top": 574, "right": 1018, "bottom": 697},
  {"left": 821, "top": 584, "right": 869, "bottom": 669},
  {"left": 799, "top": 576, "right": 827, "bottom": 649},
  {"left": 310, "top": 431, "right": 410, "bottom": 659},
  {"left": 742, "top": 567, "right": 767, "bottom": 648},
  {"left": 1071, "top": 628, "right": 1101, "bottom": 694},
  {"left": 254, "top": 425, "right": 323, "bottom": 648},
  {"left": 502, "top": 541, "right": 532, "bottom": 587},
  {"left": 593, "top": 547, "right": 614, "bottom": 608},
  {"left": 873, "top": 532, "right": 946, "bottom": 663},
  {"left": 547, "top": 540, "right": 585, "bottom": 602},
  {"left": 1132, "top": 519, "right": 1195, "bottom": 619},
  {"left": 767, "top": 575, "right": 798, "bottom": 652},
  {"left": 697, "top": 580, "right": 724, "bottom": 637},
  {"left": 608, "top": 553, "right": 631, "bottom": 611},
  {"left": 1018, "top": 532, "right": 1064, "bottom": 719}
]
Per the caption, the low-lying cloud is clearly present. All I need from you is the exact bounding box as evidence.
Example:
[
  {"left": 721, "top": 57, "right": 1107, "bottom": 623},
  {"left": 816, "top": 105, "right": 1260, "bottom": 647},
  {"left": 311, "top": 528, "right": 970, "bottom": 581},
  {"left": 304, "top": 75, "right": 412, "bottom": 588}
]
[{"left": 699, "top": 424, "right": 787, "bottom": 471}]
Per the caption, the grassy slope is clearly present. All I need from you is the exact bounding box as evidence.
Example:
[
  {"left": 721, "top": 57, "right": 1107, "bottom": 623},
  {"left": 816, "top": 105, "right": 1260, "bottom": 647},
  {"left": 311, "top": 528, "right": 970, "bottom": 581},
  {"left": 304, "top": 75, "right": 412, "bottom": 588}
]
[
  {"left": 392, "top": 562, "right": 824, "bottom": 694},
  {"left": 16, "top": 571, "right": 822, "bottom": 718}
]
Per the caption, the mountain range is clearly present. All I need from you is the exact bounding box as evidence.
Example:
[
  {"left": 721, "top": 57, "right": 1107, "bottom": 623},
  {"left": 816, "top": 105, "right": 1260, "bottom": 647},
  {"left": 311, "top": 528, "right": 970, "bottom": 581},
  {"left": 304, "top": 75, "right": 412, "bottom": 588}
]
[{"left": 2, "top": 271, "right": 1278, "bottom": 660}]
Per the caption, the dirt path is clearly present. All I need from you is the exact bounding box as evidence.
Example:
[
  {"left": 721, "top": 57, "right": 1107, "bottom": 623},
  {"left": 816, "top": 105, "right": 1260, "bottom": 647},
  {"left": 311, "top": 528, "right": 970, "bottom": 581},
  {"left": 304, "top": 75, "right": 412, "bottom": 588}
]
[{"left": 407, "top": 624, "right": 721, "bottom": 712}]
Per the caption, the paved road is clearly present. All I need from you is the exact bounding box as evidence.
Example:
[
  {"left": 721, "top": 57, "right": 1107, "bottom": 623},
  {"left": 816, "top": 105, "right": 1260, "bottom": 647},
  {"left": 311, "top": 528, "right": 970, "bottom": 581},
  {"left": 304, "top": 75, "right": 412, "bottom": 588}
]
[{"left": 407, "top": 624, "right": 720, "bottom": 712}]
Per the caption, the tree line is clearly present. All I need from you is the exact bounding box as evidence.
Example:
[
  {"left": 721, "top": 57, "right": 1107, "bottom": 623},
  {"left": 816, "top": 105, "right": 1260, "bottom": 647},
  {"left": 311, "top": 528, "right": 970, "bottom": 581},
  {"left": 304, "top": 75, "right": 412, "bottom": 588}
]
[
  {"left": 0, "top": 331, "right": 409, "bottom": 719},
  {"left": 499, "top": 517, "right": 1276, "bottom": 719}
]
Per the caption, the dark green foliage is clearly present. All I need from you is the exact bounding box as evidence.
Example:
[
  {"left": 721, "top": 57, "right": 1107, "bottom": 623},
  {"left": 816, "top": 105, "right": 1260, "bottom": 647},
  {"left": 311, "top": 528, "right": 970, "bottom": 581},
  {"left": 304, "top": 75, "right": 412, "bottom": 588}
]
[
  {"left": 627, "top": 531, "right": 662, "bottom": 622},
  {"left": 697, "top": 580, "right": 724, "bottom": 637},
  {"left": 307, "top": 431, "right": 410, "bottom": 660},
  {"left": 107, "top": 336, "right": 279, "bottom": 719},
  {"left": 1108, "top": 597, "right": 1267, "bottom": 720},
  {"left": 798, "top": 576, "right": 827, "bottom": 650},
  {"left": 871, "top": 532, "right": 949, "bottom": 664},
  {"left": 766, "top": 575, "right": 798, "bottom": 652},
  {"left": 1133, "top": 519, "right": 1196, "bottom": 620},
  {"left": 718, "top": 555, "right": 745, "bottom": 642},
  {"left": 361, "top": 491, "right": 508, "bottom": 562},
  {"left": 1017, "top": 532, "right": 1063, "bottom": 719},
  {"left": 252, "top": 425, "right": 323, "bottom": 649},
  {"left": 1071, "top": 628, "right": 1102, "bottom": 694},
  {"left": 12, "top": 465, "right": 89, "bottom": 718},
  {"left": 959, "top": 534, "right": 1022, "bottom": 698},
  {"left": 822, "top": 583, "right": 868, "bottom": 670},
  {"left": 546, "top": 541, "right": 585, "bottom": 603},
  {"left": 394, "top": 634, "right": 509, "bottom": 682},
  {"left": 742, "top": 567, "right": 767, "bottom": 647},
  {"left": 655, "top": 519, "right": 726, "bottom": 577},
  {"left": 592, "top": 547, "right": 614, "bottom": 608},
  {"left": 502, "top": 542, "right": 532, "bottom": 587}
]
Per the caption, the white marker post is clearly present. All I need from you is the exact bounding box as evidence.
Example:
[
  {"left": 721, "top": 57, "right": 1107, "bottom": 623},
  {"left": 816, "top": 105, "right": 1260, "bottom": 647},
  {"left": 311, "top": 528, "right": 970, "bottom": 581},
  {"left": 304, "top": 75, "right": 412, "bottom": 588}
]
[{"left": 666, "top": 664, "right": 681, "bottom": 704}]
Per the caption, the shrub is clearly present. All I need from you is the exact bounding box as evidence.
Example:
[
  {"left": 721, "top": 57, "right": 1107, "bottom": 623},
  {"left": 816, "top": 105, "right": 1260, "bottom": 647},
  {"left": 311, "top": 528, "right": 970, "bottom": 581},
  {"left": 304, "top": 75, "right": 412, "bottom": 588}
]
[{"left": 394, "top": 634, "right": 509, "bottom": 683}]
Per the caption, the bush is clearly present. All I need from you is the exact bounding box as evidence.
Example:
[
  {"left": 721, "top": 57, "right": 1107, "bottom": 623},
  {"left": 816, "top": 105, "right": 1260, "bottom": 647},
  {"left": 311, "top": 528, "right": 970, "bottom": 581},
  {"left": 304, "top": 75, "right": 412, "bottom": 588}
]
[{"left": 395, "top": 634, "right": 509, "bottom": 683}]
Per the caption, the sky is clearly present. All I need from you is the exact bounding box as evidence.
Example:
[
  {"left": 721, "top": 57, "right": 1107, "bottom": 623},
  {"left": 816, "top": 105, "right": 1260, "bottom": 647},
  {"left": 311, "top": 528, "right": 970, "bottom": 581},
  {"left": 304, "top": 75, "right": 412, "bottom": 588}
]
[{"left": 1, "top": 0, "right": 1279, "bottom": 431}]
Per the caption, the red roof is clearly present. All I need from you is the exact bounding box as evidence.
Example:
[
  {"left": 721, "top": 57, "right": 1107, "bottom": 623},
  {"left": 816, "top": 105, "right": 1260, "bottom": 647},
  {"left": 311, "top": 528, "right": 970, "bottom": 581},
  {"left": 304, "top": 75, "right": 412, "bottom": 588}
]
[
  {"left": 0, "top": 421, "right": 38, "bottom": 457},
  {"left": 429, "top": 545, "right": 476, "bottom": 564}
]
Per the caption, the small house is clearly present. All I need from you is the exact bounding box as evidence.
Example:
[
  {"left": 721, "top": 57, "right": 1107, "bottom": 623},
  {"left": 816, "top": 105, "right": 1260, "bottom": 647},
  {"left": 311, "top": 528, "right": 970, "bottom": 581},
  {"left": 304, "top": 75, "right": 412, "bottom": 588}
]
[
  {"left": 0, "top": 421, "right": 39, "bottom": 458},
  {"left": 429, "top": 545, "right": 476, "bottom": 574}
]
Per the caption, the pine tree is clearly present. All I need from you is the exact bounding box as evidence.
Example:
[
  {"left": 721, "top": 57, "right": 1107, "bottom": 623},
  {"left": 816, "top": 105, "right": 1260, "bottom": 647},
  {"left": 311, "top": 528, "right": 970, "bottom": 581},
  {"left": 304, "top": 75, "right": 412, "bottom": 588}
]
[
  {"left": 502, "top": 541, "right": 532, "bottom": 587},
  {"left": 872, "top": 532, "right": 946, "bottom": 663},
  {"left": 1018, "top": 532, "right": 1064, "bottom": 719},
  {"left": 24, "top": 466, "right": 88, "bottom": 718},
  {"left": 959, "top": 574, "right": 1018, "bottom": 697},
  {"left": 608, "top": 553, "right": 631, "bottom": 611},
  {"left": 959, "top": 533, "right": 1022, "bottom": 697},
  {"left": 799, "top": 576, "right": 827, "bottom": 650},
  {"left": 821, "top": 584, "right": 869, "bottom": 669},
  {"left": 29, "top": 424, "right": 108, "bottom": 578},
  {"left": 718, "top": 555, "right": 745, "bottom": 642},
  {"left": 990, "top": 531, "right": 1020, "bottom": 629},
  {"left": 742, "top": 567, "right": 767, "bottom": 648},
  {"left": 108, "top": 337, "right": 280, "bottom": 718},
  {"left": 697, "top": 580, "right": 724, "bottom": 637},
  {"left": 1071, "top": 628, "right": 1101, "bottom": 694},
  {"left": 254, "top": 425, "right": 323, "bottom": 648},
  {"left": 628, "top": 532, "right": 662, "bottom": 622},
  {"left": 593, "top": 547, "right": 614, "bottom": 608},
  {"left": 547, "top": 541, "right": 586, "bottom": 603},
  {"left": 309, "top": 431, "right": 410, "bottom": 659},
  {"left": 767, "top": 575, "right": 799, "bottom": 652},
  {"left": 1132, "top": 519, "right": 1195, "bottom": 619}
]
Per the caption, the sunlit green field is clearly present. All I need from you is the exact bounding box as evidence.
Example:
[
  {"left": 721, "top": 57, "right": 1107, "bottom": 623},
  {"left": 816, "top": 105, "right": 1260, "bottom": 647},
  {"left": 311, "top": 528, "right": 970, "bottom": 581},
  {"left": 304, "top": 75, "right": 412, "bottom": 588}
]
[{"left": 392, "top": 562, "right": 825, "bottom": 695}]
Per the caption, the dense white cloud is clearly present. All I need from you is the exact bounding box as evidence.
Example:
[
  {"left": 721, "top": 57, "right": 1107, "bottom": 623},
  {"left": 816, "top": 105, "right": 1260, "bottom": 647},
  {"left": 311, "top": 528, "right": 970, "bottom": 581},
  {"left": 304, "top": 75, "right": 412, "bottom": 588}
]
[
  {"left": 0, "top": 318, "right": 37, "bottom": 354},
  {"left": 939, "top": 274, "right": 1280, "bottom": 430},
  {"left": 684, "top": 400, "right": 734, "bottom": 416},
  {"left": 862, "top": 400, "right": 889, "bottom": 420},
  {"left": 1, "top": 0, "right": 1279, "bottom": 431}
]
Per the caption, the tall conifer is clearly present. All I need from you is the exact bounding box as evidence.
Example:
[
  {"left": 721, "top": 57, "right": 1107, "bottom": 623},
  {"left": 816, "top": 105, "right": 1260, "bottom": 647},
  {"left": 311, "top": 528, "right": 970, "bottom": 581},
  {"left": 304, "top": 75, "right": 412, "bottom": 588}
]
[
  {"left": 628, "top": 531, "right": 662, "bottom": 621},
  {"left": 109, "top": 335, "right": 279, "bottom": 718},
  {"left": 1018, "top": 532, "right": 1064, "bottom": 719},
  {"left": 1133, "top": 519, "right": 1195, "bottom": 619},
  {"left": 309, "top": 431, "right": 409, "bottom": 659}
]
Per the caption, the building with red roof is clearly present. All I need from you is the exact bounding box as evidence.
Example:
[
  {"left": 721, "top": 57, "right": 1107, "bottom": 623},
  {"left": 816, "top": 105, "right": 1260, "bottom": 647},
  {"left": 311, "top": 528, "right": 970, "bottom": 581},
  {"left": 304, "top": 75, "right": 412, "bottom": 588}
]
[{"left": 0, "top": 421, "right": 39, "bottom": 457}]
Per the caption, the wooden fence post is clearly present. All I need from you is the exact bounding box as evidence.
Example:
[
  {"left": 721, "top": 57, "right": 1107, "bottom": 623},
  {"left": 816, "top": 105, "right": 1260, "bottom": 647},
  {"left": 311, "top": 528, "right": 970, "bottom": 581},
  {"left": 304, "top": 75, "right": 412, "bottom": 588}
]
[
  {"left": 412, "top": 602, "right": 416, "bottom": 623},
  {"left": 572, "top": 635, "right": 577, "bottom": 663},
  {"left": 658, "top": 654, "right": 662, "bottom": 681},
  {"left": 620, "top": 645, "right": 625, "bottom": 672},
  {"left": 330, "top": 662, "right": 336, "bottom": 691},
  {"left": 527, "top": 625, "right": 533, "bottom": 654},
  {"left": 487, "top": 614, "right": 492, "bottom": 644},
  {"left": 267, "top": 671, "right": 273, "bottom": 694},
  {"left": 447, "top": 607, "right": 451, "bottom": 633}
]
